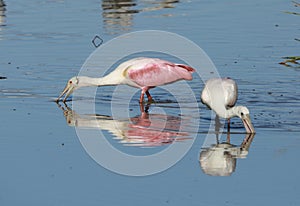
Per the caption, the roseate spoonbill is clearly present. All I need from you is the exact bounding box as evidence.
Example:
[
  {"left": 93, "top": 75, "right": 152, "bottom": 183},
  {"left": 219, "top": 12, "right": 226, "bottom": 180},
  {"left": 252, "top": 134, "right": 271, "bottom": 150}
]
[
  {"left": 56, "top": 57, "right": 195, "bottom": 103},
  {"left": 201, "top": 77, "right": 255, "bottom": 133}
]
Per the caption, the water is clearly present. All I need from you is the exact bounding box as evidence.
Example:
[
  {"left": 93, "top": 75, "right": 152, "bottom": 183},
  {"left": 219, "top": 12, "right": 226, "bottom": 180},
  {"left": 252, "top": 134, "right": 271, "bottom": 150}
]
[{"left": 1, "top": 0, "right": 299, "bottom": 205}]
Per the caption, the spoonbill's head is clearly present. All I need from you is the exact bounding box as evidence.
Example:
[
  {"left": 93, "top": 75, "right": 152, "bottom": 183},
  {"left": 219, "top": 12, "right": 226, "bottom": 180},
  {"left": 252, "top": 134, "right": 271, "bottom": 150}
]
[
  {"left": 56, "top": 76, "right": 80, "bottom": 102},
  {"left": 235, "top": 106, "right": 255, "bottom": 134}
]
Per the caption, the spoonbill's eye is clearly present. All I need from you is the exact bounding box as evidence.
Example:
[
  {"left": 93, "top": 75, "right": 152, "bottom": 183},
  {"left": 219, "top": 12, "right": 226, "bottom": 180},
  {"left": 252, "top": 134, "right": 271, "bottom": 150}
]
[
  {"left": 69, "top": 80, "right": 72, "bottom": 84},
  {"left": 241, "top": 112, "right": 244, "bottom": 116}
]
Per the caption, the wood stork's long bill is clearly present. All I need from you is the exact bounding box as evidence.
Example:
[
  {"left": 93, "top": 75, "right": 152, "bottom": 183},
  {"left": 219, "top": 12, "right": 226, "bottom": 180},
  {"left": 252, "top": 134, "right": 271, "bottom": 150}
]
[
  {"left": 242, "top": 115, "right": 255, "bottom": 134},
  {"left": 213, "top": 105, "right": 255, "bottom": 134},
  {"left": 235, "top": 106, "right": 255, "bottom": 134}
]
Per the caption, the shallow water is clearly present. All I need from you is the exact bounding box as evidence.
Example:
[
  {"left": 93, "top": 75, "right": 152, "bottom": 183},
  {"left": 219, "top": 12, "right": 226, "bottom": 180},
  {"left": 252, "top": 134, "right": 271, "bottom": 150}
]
[{"left": 1, "top": 0, "right": 300, "bottom": 205}]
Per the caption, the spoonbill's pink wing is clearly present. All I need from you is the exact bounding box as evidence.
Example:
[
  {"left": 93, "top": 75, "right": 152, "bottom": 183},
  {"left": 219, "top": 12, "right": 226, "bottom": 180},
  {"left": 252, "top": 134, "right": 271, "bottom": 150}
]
[{"left": 126, "top": 60, "right": 195, "bottom": 87}]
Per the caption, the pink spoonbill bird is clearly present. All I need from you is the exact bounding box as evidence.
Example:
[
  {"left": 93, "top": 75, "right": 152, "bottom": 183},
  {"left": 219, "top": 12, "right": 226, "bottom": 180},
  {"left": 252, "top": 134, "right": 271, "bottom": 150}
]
[
  {"left": 201, "top": 77, "right": 255, "bottom": 133},
  {"left": 56, "top": 57, "right": 195, "bottom": 103}
]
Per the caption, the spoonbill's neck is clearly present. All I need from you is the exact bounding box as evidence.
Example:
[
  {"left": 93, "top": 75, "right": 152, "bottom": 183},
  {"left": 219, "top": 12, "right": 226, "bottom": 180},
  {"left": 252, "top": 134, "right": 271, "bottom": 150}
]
[{"left": 79, "top": 74, "right": 124, "bottom": 87}]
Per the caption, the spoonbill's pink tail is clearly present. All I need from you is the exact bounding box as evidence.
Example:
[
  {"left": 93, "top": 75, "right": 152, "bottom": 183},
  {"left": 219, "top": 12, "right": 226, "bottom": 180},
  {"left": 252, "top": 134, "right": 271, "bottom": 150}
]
[{"left": 176, "top": 64, "right": 196, "bottom": 73}]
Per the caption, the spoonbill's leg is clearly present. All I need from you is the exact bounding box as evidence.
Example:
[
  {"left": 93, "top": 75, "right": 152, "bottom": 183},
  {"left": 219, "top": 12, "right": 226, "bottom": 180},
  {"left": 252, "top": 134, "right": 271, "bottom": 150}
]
[
  {"left": 139, "top": 103, "right": 145, "bottom": 113},
  {"left": 140, "top": 87, "right": 153, "bottom": 103},
  {"left": 139, "top": 102, "right": 149, "bottom": 119},
  {"left": 145, "top": 91, "right": 153, "bottom": 102},
  {"left": 139, "top": 91, "right": 145, "bottom": 103},
  {"left": 139, "top": 102, "right": 151, "bottom": 120}
]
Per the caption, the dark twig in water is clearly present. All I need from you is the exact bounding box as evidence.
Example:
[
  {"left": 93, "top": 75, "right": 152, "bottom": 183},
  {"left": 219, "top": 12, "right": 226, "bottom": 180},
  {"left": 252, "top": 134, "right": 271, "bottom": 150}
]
[
  {"left": 282, "top": 56, "right": 300, "bottom": 60},
  {"left": 292, "top": 1, "right": 300, "bottom": 7},
  {"left": 0, "top": 0, "right": 6, "bottom": 7},
  {"left": 284, "top": 11, "right": 300, "bottom": 15},
  {"left": 279, "top": 2, "right": 299, "bottom": 67},
  {"left": 283, "top": 1, "right": 300, "bottom": 15},
  {"left": 279, "top": 56, "right": 300, "bottom": 67}
]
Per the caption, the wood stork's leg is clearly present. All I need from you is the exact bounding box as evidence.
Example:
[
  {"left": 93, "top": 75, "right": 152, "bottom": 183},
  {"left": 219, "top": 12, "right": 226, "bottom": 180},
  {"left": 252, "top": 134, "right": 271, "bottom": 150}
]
[
  {"left": 226, "top": 132, "right": 231, "bottom": 143},
  {"left": 227, "top": 118, "right": 231, "bottom": 133},
  {"left": 215, "top": 115, "right": 222, "bottom": 133}
]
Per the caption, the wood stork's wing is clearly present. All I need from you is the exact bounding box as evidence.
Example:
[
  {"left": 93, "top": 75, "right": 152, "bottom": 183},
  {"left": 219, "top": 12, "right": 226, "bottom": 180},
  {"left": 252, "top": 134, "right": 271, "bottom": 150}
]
[
  {"left": 221, "top": 78, "right": 238, "bottom": 108},
  {"left": 201, "top": 78, "right": 238, "bottom": 118}
]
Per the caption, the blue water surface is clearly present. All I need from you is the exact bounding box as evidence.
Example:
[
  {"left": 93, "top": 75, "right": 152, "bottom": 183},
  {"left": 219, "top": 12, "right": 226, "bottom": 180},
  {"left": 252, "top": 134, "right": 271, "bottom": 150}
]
[{"left": 0, "top": 0, "right": 299, "bottom": 205}]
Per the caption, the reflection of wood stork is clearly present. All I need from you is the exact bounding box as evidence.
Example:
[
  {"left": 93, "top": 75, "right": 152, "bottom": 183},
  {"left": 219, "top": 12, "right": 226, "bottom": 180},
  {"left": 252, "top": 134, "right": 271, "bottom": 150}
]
[
  {"left": 201, "top": 78, "right": 255, "bottom": 133},
  {"left": 56, "top": 57, "right": 195, "bottom": 103},
  {"left": 199, "top": 133, "right": 255, "bottom": 176},
  {"left": 57, "top": 103, "right": 190, "bottom": 147}
]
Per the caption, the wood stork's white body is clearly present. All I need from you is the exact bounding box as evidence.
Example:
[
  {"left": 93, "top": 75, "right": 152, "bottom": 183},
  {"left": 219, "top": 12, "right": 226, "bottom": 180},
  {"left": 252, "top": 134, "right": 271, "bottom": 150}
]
[{"left": 201, "top": 78, "right": 255, "bottom": 133}]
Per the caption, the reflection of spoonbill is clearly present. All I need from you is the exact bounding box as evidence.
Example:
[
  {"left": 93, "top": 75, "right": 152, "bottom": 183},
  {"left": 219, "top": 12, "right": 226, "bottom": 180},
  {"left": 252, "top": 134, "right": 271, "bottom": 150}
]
[
  {"left": 56, "top": 57, "right": 195, "bottom": 103},
  {"left": 56, "top": 103, "right": 190, "bottom": 147},
  {"left": 201, "top": 78, "right": 255, "bottom": 133}
]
